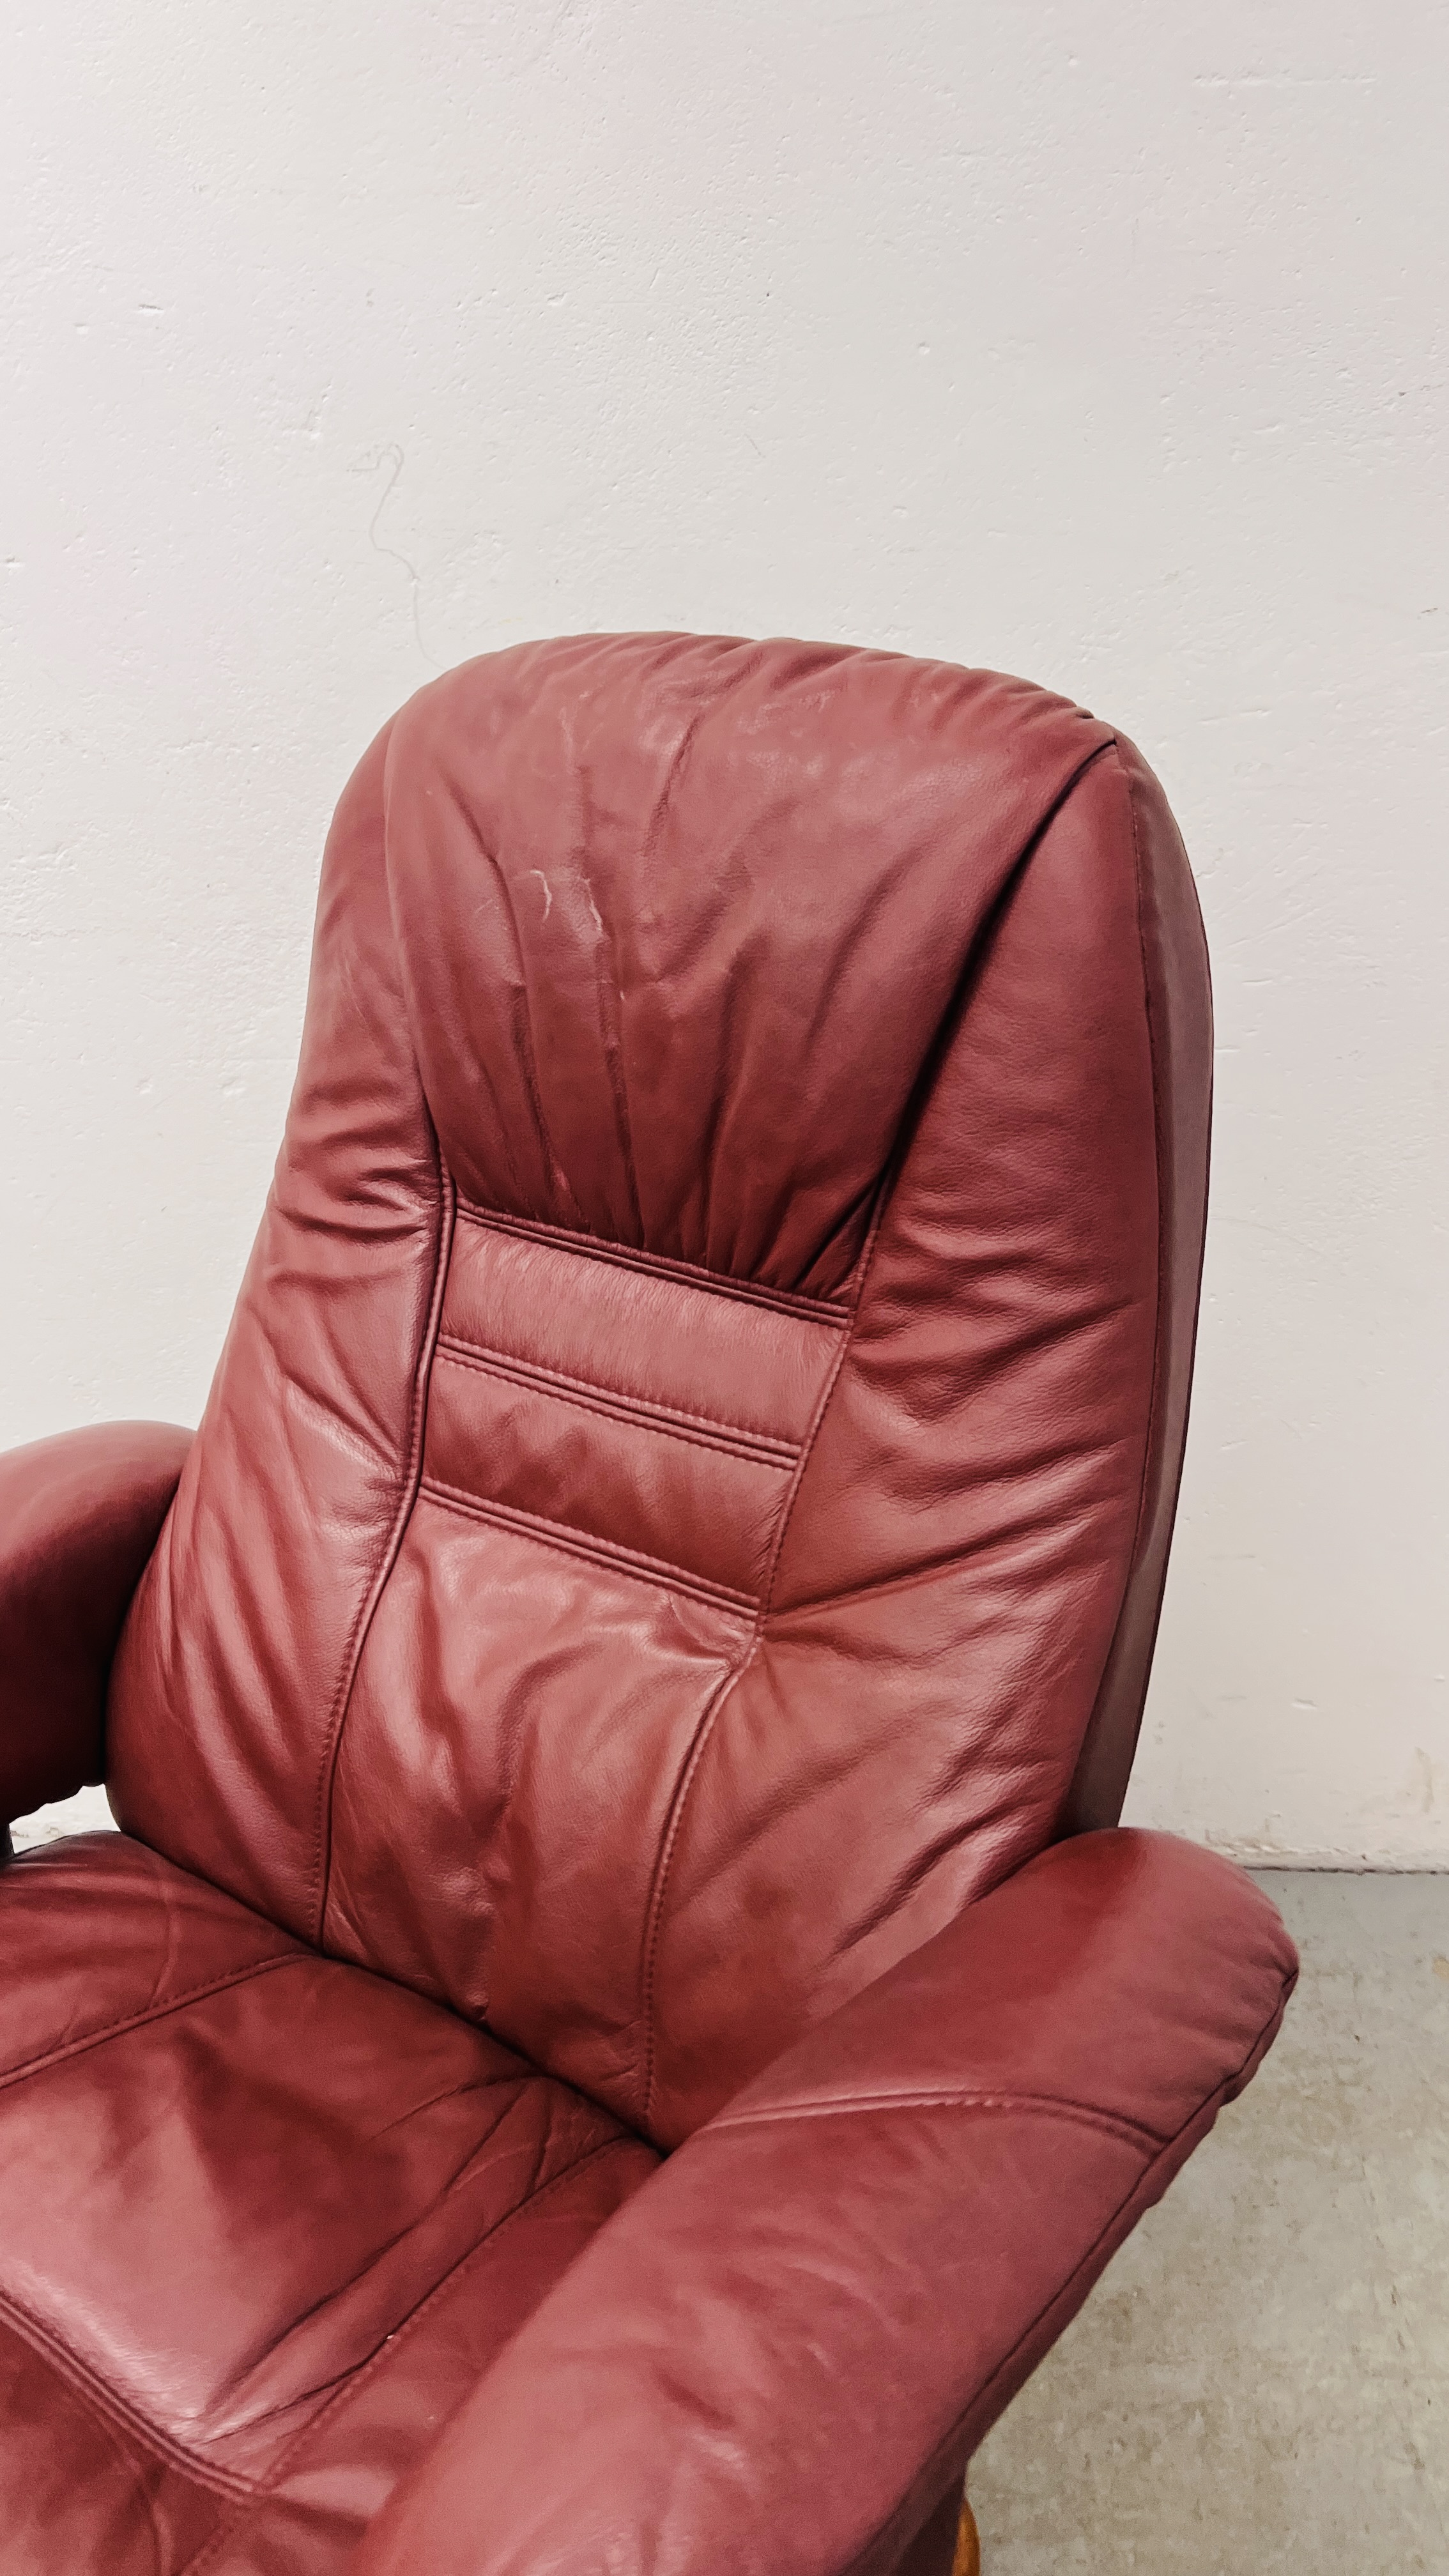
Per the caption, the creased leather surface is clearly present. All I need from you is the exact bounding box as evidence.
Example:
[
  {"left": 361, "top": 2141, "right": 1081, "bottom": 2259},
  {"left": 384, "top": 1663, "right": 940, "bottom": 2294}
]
[
  {"left": 382, "top": 636, "right": 1110, "bottom": 1293},
  {"left": 4, "top": 633, "right": 1285, "bottom": 2572},
  {"left": 0, "top": 1836, "right": 656, "bottom": 2572},
  {"left": 0, "top": 2318, "right": 222, "bottom": 2576},
  {"left": 106, "top": 637, "right": 1169, "bottom": 2137},
  {"left": 643, "top": 740, "right": 1167, "bottom": 2139},
  {"left": 0, "top": 1423, "right": 191, "bottom": 1825},
  {"left": 352, "top": 1832, "right": 1298, "bottom": 2576}
]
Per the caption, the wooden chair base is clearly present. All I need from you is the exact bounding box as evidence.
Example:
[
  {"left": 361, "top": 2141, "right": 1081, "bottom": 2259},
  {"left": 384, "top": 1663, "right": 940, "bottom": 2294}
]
[
  {"left": 952, "top": 2494, "right": 981, "bottom": 2576},
  {"left": 891, "top": 2475, "right": 981, "bottom": 2576}
]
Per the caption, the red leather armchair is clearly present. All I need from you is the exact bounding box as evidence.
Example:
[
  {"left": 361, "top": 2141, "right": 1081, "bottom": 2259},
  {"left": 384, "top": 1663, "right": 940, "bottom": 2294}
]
[{"left": 0, "top": 636, "right": 1295, "bottom": 2575}]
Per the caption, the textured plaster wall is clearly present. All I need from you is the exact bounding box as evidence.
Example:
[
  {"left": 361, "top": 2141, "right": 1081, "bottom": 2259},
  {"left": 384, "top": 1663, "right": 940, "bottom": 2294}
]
[{"left": 4, "top": 3, "right": 1446, "bottom": 1863}]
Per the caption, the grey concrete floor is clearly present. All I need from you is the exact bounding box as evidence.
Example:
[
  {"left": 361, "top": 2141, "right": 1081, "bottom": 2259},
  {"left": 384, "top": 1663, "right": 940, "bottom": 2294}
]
[{"left": 970, "top": 1873, "right": 1449, "bottom": 2571}]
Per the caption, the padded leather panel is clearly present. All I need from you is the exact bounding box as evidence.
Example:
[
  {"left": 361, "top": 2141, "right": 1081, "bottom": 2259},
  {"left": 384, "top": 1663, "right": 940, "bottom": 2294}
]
[
  {"left": 320, "top": 1503, "right": 751, "bottom": 2108},
  {"left": 383, "top": 635, "right": 1110, "bottom": 1292},
  {"left": 443, "top": 1212, "right": 846, "bottom": 1435},
  {"left": 0, "top": 1836, "right": 656, "bottom": 2572},
  {"left": 424, "top": 1350, "right": 785, "bottom": 1606},
  {"left": 0, "top": 2321, "right": 221, "bottom": 2576},
  {"left": 425, "top": 1211, "right": 841, "bottom": 1604}
]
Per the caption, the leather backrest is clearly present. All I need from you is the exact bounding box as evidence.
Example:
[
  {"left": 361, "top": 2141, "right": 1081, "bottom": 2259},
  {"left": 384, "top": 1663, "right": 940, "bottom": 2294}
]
[{"left": 107, "top": 634, "right": 1210, "bottom": 2145}]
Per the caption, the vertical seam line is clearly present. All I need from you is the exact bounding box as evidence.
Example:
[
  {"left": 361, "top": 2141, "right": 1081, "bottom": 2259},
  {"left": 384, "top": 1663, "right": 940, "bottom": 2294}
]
[
  {"left": 637, "top": 1183, "right": 889, "bottom": 2133},
  {"left": 310, "top": 1145, "right": 457, "bottom": 1945}
]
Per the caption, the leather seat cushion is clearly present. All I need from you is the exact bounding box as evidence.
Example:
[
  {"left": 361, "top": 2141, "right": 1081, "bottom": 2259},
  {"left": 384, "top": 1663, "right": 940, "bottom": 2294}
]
[{"left": 0, "top": 1834, "right": 657, "bottom": 2575}]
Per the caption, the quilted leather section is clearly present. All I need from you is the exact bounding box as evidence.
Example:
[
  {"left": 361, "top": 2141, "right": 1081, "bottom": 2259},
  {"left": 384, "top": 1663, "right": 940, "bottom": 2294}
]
[{"left": 425, "top": 1211, "right": 841, "bottom": 1604}]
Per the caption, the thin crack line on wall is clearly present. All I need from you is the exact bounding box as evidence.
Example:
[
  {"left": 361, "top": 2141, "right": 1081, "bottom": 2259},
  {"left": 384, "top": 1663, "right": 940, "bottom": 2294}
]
[{"left": 352, "top": 441, "right": 440, "bottom": 669}]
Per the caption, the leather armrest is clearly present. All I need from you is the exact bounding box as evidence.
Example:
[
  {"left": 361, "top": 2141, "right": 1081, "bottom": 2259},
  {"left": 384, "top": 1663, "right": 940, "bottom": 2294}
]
[
  {"left": 0, "top": 1423, "right": 192, "bottom": 1830},
  {"left": 353, "top": 1829, "right": 1296, "bottom": 2576}
]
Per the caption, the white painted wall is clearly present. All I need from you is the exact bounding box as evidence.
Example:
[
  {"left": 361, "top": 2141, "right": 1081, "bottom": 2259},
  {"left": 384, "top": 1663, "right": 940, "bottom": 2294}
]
[{"left": 4, "top": 2, "right": 1445, "bottom": 1864}]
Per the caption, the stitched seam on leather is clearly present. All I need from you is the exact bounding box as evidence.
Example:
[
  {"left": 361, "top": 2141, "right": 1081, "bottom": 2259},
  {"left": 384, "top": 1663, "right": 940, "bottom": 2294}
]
[
  {"left": 0, "top": 2285, "right": 257, "bottom": 2500},
  {"left": 312, "top": 1151, "right": 457, "bottom": 1946},
  {"left": 763, "top": 1466, "right": 1140, "bottom": 1623},
  {"left": 0, "top": 1950, "right": 303, "bottom": 2095},
  {"left": 433, "top": 1335, "right": 799, "bottom": 1465},
  {"left": 0, "top": 2317, "right": 220, "bottom": 2543},
  {"left": 709, "top": 2090, "right": 1165, "bottom": 2150},
  {"left": 635, "top": 1641, "right": 760, "bottom": 2135},
  {"left": 762, "top": 1188, "right": 893, "bottom": 1616},
  {"left": 637, "top": 1202, "right": 874, "bottom": 2131},
  {"left": 181, "top": 2107, "right": 621, "bottom": 2446},
  {"left": 454, "top": 1199, "right": 852, "bottom": 1325},
  {"left": 173, "top": 2136, "right": 647, "bottom": 2575},
  {"left": 841, "top": 1967, "right": 1298, "bottom": 2576},
  {"left": 418, "top": 1477, "right": 758, "bottom": 1616}
]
